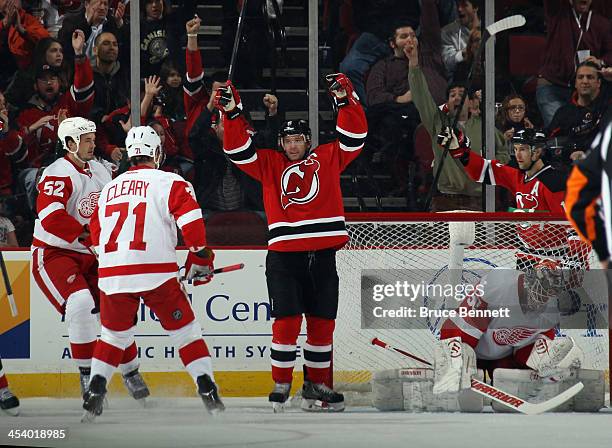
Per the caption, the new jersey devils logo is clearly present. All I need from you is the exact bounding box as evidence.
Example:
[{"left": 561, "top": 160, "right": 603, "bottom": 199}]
[
  {"left": 515, "top": 192, "right": 539, "bottom": 211},
  {"left": 492, "top": 327, "right": 538, "bottom": 346},
  {"left": 78, "top": 191, "right": 101, "bottom": 218},
  {"left": 280, "top": 158, "right": 321, "bottom": 209}
]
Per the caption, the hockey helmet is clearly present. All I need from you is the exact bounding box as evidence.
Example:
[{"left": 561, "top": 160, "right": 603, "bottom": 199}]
[
  {"left": 523, "top": 258, "right": 565, "bottom": 311},
  {"left": 511, "top": 129, "right": 547, "bottom": 153},
  {"left": 125, "top": 126, "right": 164, "bottom": 168},
  {"left": 278, "top": 119, "right": 312, "bottom": 149},
  {"left": 57, "top": 117, "right": 97, "bottom": 153}
]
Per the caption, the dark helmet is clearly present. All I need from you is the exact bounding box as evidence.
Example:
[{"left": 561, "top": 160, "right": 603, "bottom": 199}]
[
  {"left": 511, "top": 128, "right": 547, "bottom": 150},
  {"left": 278, "top": 119, "right": 312, "bottom": 149}
]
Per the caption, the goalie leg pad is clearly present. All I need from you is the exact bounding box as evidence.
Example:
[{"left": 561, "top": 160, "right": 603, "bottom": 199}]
[
  {"left": 371, "top": 368, "right": 484, "bottom": 412},
  {"left": 492, "top": 368, "right": 604, "bottom": 412}
]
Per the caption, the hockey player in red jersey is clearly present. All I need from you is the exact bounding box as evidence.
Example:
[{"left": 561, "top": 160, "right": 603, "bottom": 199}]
[
  {"left": 434, "top": 260, "right": 584, "bottom": 395},
  {"left": 0, "top": 358, "right": 19, "bottom": 416},
  {"left": 83, "top": 126, "right": 224, "bottom": 421},
  {"left": 438, "top": 127, "right": 589, "bottom": 270},
  {"left": 216, "top": 73, "right": 367, "bottom": 412},
  {"left": 31, "top": 117, "right": 150, "bottom": 403}
]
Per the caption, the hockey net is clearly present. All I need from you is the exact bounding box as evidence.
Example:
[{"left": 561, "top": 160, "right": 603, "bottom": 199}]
[{"left": 334, "top": 213, "right": 610, "bottom": 393}]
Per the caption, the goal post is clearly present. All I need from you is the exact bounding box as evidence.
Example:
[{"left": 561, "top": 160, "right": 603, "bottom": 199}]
[{"left": 334, "top": 212, "right": 610, "bottom": 393}]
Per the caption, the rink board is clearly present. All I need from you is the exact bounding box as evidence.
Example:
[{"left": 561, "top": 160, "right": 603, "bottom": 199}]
[{"left": 0, "top": 249, "right": 608, "bottom": 397}]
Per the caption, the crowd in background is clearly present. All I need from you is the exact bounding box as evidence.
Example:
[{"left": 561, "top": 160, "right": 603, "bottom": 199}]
[{"left": 0, "top": 0, "right": 611, "bottom": 247}]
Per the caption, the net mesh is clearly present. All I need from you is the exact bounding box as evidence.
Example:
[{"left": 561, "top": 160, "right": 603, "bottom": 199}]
[{"left": 334, "top": 216, "right": 610, "bottom": 390}]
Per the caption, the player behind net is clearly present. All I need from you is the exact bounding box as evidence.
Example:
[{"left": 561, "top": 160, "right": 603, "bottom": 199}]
[
  {"left": 31, "top": 117, "right": 150, "bottom": 403},
  {"left": 214, "top": 72, "right": 367, "bottom": 412},
  {"left": 431, "top": 260, "right": 604, "bottom": 411},
  {"left": 83, "top": 126, "right": 224, "bottom": 421}
]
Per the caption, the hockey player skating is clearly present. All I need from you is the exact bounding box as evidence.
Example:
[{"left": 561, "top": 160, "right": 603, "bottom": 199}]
[
  {"left": 0, "top": 358, "right": 19, "bottom": 416},
  {"left": 31, "top": 117, "right": 150, "bottom": 402},
  {"left": 84, "top": 126, "right": 224, "bottom": 421},
  {"left": 215, "top": 73, "right": 367, "bottom": 412}
]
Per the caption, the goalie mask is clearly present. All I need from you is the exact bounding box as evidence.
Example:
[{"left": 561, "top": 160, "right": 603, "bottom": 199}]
[
  {"left": 523, "top": 258, "right": 565, "bottom": 312},
  {"left": 57, "top": 117, "right": 97, "bottom": 163},
  {"left": 126, "top": 125, "right": 164, "bottom": 168},
  {"left": 279, "top": 120, "right": 312, "bottom": 159}
]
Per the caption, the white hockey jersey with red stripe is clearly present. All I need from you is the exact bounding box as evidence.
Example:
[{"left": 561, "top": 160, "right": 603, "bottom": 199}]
[
  {"left": 90, "top": 165, "right": 206, "bottom": 294},
  {"left": 440, "top": 269, "right": 556, "bottom": 361},
  {"left": 222, "top": 102, "right": 367, "bottom": 251},
  {"left": 33, "top": 156, "right": 112, "bottom": 253}
]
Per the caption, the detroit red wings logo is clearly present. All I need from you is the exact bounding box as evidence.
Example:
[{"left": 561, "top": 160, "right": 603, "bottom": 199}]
[
  {"left": 280, "top": 158, "right": 321, "bottom": 209},
  {"left": 492, "top": 327, "right": 538, "bottom": 346},
  {"left": 515, "top": 192, "right": 539, "bottom": 210},
  {"left": 78, "top": 191, "right": 101, "bottom": 218}
]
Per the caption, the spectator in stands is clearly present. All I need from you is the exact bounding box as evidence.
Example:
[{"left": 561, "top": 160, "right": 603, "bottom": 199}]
[
  {"left": 16, "top": 29, "right": 94, "bottom": 210},
  {"left": 496, "top": 94, "right": 534, "bottom": 145},
  {"left": 536, "top": 0, "right": 612, "bottom": 127},
  {"left": 159, "top": 59, "right": 185, "bottom": 120},
  {"left": 25, "top": 0, "right": 62, "bottom": 36},
  {"left": 441, "top": 0, "right": 480, "bottom": 82},
  {"left": 339, "top": 0, "right": 421, "bottom": 104},
  {"left": 547, "top": 61, "right": 610, "bottom": 166},
  {"left": 5, "top": 37, "right": 67, "bottom": 111},
  {"left": 139, "top": 0, "right": 185, "bottom": 78},
  {"left": 453, "top": 26, "right": 482, "bottom": 91},
  {"left": 0, "top": 90, "right": 28, "bottom": 197},
  {"left": 0, "top": 0, "right": 50, "bottom": 73},
  {"left": 0, "top": 197, "right": 18, "bottom": 246},
  {"left": 407, "top": 36, "right": 507, "bottom": 211},
  {"left": 58, "top": 0, "right": 126, "bottom": 64},
  {"left": 91, "top": 30, "right": 129, "bottom": 124}
]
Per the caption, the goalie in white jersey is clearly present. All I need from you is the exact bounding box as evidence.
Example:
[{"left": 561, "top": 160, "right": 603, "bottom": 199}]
[
  {"left": 434, "top": 260, "right": 585, "bottom": 395},
  {"left": 31, "top": 117, "right": 149, "bottom": 402},
  {"left": 84, "top": 126, "right": 223, "bottom": 421}
]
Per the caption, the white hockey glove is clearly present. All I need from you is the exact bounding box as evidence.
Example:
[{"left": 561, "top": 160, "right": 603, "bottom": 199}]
[
  {"left": 526, "top": 336, "right": 584, "bottom": 382},
  {"left": 184, "top": 247, "right": 215, "bottom": 286},
  {"left": 433, "top": 337, "right": 476, "bottom": 394}
]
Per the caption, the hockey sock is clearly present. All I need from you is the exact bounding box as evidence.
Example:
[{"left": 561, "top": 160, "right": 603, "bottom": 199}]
[
  {"left": 70, "top": 341, "right": 97, "bottom": 369},
  {"left": 271, "top": 315, "right": 302, "bottom": 384},
  {"left": 0, "top": 359, "right": 7, "bottom": 389},
  {"left": 178, "top": 339, "right": 214, "bottom": 382},
  {"left": 91, "top": 340, "right": 124, "bottom": 383},
  {"left": 119, "top": 342, "right": 140, "bottom": 375},
  {"left": 304, "top": 316, "right": 335, "bottom": 387}
]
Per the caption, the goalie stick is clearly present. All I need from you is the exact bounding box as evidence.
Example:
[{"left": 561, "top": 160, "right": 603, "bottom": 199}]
[
  {"left": 423, "top": 14, "right": 526, "bottom": 211},
  {"left": 0, "top": 250, "right": 18, "bottom": 317},
  {"left": 371, "top": 337, "right": 584, "bottom": 415}
]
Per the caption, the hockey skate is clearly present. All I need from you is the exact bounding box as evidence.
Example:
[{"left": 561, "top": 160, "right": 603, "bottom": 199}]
[
  {"left": 0, "top": 387, "right": 20, "bottom": 416},
  {"left": 81, "top": 375, "right": 107, "bottom": 423},
  {"left": 197, "top": 374, "right": 225, "bottom": 415},
  {"left": 122, "top": 368, "right": 150, "bottom": 405},
  {"left": 268, "top": 383, "right": 291, "bottom": 413},
  {"left": 301, "top": 381, "right": 345, "bottom": 412}
]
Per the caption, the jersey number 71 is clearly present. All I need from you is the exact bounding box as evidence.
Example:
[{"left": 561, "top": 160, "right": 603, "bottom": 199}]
[{"left": 103, "top": 202, "right": 147, "bottom": 252}]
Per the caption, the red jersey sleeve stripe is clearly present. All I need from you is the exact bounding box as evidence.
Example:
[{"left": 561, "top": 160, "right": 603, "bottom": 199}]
[{"left": 176, "top": 208, "right": 203, "bottom": 228}]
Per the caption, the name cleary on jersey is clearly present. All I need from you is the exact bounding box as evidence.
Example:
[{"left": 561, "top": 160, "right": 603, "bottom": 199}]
[{"left": 106, "top": 179, "right": 150, "bottom": 201}]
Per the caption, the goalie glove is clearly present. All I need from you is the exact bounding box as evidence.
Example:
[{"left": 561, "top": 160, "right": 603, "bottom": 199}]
[
  {"left": 433, "top": 337, "right": 476, "bottom": 394},
  {"left": 325, "top": 72, "right": 359, "bottom": 108},
  {"left": 526, "top": 336, "right": 584, "bottom": 383},
  {"left": 185, "top": 247, "right": 215, "bottom": 286},
  {"left": 437, "top": 126, "right": 471, "bottom": 161},
  {"left": 214, "top": 81, "right": 243, "bottom": 119}
]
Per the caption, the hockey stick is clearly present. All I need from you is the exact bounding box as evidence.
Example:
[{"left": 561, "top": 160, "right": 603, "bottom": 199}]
[
  {"left": 423, "top": 14, "right": 526, "bottom": 211},
  {"left": 371, "top": 336, "right": 584, "bottom": 415},
  {"left": 228, "top": 0, "right": 248, "bottom": 82},
  {"left": 181, "top": 263, "right": 245, "bottom": 284},
  {"left": 0, "top": 250, "right": 18, "bottom": 317}
]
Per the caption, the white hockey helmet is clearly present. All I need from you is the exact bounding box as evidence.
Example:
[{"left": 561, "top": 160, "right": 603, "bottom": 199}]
[
  {"left": 125, "top": 125, "right": 163, "bottom": 168},
  {"left": 57, "top": 117, "right": 97, "bottom": 153}
]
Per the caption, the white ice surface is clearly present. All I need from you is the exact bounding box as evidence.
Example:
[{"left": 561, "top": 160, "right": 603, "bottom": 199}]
[{"left": 0, "top": 397, "right": 611, "bottom": 448}]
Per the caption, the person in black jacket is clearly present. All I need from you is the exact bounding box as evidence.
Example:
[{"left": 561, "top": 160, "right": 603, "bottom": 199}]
[{"left": 57, "top": 0, "right": 127, "bottom": 64}]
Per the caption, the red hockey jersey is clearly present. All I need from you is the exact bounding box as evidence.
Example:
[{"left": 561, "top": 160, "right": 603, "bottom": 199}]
[
  {"left": 222, "top": 103, "right": 367, "bottom": 252},
  {"left": 182, "top": 48, "right": 210, "bottom": 161},
  {"left": 463, "top": 151, "right": 572, "bottom": 252}
]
